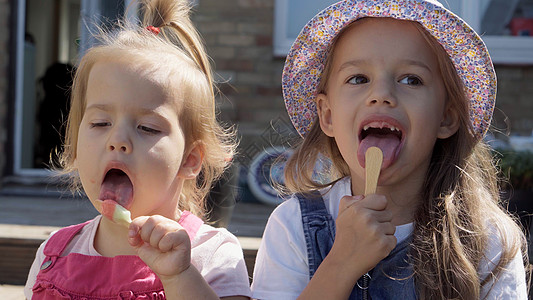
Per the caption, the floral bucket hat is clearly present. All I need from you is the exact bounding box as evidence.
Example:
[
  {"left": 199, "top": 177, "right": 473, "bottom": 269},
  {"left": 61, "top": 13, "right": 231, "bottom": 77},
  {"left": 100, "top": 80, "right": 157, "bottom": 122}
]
[{"left": 283, "top": 0, "right": 496, "bottom": 138}]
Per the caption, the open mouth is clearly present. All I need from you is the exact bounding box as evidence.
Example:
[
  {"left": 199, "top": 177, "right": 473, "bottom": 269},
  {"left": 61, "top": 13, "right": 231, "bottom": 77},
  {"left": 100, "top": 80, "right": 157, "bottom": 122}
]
[
  {"left": 357, "top": 121, "right": 404, "bottom": 169},
  {"left": 98, "top": 169, "right": 134, "bottom": 209},
  {"left": 360, "top": 125, "right": 402, "bottom": 141}
]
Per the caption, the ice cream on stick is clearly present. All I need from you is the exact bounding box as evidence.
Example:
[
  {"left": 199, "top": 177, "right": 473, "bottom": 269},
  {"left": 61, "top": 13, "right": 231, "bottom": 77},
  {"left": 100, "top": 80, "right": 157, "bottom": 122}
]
[
  {"left": 94, "top": 199, "right": 132, "bottom": 227},
  {"left": 364, "top": 147, "right": 383, "bottom": 196}
]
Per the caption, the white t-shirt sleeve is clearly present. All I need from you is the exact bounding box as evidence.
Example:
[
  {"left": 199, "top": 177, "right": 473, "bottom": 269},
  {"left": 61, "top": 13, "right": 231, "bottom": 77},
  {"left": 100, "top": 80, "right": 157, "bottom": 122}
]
[
  {"left": 479, "top": 225, "right": 528, "bottom": 299},
  {"left": 24, "top": 238, "right": 48, "bottom": 299},
  {"left": 251, "top": 197, "right": 309, "bottom": 300},
  {"left": 192, "top": 225, "right": 252, "bottom": 298}
]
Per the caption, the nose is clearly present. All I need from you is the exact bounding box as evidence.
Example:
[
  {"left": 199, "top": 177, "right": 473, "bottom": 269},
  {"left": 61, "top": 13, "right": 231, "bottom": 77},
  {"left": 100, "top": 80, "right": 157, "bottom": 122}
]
[
  {"left": 106, "top": 126, "right": 132, "bottom": 154},
  {"left": 366, "top": 79, "right": 397, "bottom": 107}
]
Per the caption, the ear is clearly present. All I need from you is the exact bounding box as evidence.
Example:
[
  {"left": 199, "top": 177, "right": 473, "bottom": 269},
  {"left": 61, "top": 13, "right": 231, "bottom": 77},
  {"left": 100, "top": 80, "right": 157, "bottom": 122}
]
[
  {"left": 437, "top": 104, "right": 460, "bottom": 139},
  {"left": 178, "top": 142, "right": 204, "bottom": 179},
  {"left": 316, "top": 93, "right": 334, "bottom": 137}
]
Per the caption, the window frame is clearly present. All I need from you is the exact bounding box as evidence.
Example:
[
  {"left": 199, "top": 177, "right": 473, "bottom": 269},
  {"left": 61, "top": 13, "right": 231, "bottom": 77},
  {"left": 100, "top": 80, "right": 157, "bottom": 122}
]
[{"left": 273, "top": 0, "right": 533, "bottom": 64}]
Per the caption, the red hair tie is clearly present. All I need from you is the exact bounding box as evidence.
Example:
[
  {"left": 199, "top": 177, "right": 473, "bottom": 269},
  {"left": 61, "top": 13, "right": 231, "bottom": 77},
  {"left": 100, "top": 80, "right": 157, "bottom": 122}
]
[{"left": 146, "top": 25, "right": 160, "bottom": 35}]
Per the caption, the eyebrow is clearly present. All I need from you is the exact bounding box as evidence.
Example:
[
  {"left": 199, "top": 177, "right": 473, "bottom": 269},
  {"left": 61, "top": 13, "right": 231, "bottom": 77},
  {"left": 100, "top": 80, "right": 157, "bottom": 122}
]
[
  {"left": 337, "top": 59, "right": 432, "bottom": 73},
  {"left": 338, "top": 59, "right": 367, "bottom": 72},
  {"left": 85, "top": 103, "right": 112, "bottom": 112},
  {"left": 85, "top": 103, "right": 164, "bottom": 116},
  {"left": 399, "top": 59, "right": 432, "bottom": 73}
]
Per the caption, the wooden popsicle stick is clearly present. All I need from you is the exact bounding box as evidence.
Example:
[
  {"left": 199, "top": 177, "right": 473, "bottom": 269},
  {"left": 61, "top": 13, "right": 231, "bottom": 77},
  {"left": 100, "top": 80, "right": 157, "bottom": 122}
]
[{"left": 364, "top": 147, "right": 383, "bottom": 196}]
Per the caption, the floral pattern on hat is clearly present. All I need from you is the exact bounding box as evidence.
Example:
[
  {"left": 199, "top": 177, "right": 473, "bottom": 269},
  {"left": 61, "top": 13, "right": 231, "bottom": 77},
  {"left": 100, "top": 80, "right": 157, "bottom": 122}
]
[{"left": 282, "top": 0, "right": 496, "bottom": 138}]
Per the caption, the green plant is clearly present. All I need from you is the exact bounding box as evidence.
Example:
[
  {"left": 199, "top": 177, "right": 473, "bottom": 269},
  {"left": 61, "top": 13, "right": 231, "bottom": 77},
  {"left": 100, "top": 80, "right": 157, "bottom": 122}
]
[{"left": 495, "top": 149, "right": 533, "bottom": 191}]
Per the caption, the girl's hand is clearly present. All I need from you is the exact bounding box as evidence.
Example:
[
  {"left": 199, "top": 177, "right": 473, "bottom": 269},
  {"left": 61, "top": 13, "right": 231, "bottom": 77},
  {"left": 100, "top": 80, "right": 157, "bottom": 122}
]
[
  {"left": 329, "top": 194, "right": 396, "bottom": 276},
  {"left": 128, "top": 215, "right": 191, "bottom": 279}
]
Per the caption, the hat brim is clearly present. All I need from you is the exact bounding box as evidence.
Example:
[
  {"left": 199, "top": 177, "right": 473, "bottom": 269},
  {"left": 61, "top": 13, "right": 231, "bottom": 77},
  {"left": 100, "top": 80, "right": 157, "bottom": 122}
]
[{"left": 282, "top": 0, "right": 496, "bottom": 138}]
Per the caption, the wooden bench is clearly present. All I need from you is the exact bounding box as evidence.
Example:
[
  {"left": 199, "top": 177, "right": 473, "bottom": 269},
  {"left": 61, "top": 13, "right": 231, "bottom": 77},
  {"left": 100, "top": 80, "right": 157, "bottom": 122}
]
[
  {"left": 0, "top": 224, "right": 260, "bottom": 285},
  {"left": 0, "top": 224, "right": 58, "bottom": 285}
]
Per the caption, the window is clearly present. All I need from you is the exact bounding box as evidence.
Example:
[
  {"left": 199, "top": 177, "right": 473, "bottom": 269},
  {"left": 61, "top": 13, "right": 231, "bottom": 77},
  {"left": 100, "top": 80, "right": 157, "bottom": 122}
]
[
  {"left": 273, "top": 0, "right": 533, "bottom": 64},
  {"left": 273, "top": 0, "right": 336, "bottom": 56},
  {"left": 12, "top": 0, "right": 127, "bottom": 176}
]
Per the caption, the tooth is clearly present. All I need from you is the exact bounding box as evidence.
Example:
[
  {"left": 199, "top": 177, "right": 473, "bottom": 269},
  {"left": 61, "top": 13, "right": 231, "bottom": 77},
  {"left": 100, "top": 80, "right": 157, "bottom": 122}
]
[
  {"left": 364, "top": 125, "right": 369, "bottom": 130},
  {"left": 390, "top": 126, "right": 395, "bottom": 131}
]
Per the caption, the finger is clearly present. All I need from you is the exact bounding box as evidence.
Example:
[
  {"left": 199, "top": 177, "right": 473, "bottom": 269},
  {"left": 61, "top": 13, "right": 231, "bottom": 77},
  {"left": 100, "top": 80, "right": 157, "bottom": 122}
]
[
  {"left": 385, "top": 235, "right": 397, "bottom": 252},
  {"left": 159, "top": 229, "right": 190, "bottom": 253},
  {"left": 381, "top": 222, "right": 396, "bottom": 236},
  {"left": 128, "top": 216, "right": 150, "bottom": 247},
  {"left": 138, "top": 216, "right": 166, "bottom": 244},
  {"left": 359, "top": 194, "right": 388, "bottom": 211},
  {"left": 373, "top": 210, "right": 393, "bottom": 223},
  {"left": 149, "top": 222, "right": 169, "bottom": 249}
]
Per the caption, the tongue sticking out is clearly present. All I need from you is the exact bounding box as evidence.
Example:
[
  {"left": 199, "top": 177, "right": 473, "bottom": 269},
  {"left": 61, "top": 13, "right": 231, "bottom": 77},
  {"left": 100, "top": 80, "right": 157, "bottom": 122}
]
[
  {"left": 358, "top": 131, "right": 401, "bottom": 169},
  {"left": 98, "top": 169, "right": 133, "bottom": 209}
]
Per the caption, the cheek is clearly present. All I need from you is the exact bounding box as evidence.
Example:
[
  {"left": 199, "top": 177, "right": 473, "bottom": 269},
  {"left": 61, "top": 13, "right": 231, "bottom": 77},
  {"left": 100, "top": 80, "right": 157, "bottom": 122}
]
[{"left": 147, "top": 143, "right": 184, "bottom": 171}]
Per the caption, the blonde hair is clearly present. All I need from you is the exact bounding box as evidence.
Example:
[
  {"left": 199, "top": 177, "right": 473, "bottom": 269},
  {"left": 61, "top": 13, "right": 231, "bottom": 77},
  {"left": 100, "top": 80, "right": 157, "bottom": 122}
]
[
  {"left": 284, "top": 18, "right": 527, "bottom": 299},
  {"left": 60, "top": 0, "right": 236, "bottom": 218}
]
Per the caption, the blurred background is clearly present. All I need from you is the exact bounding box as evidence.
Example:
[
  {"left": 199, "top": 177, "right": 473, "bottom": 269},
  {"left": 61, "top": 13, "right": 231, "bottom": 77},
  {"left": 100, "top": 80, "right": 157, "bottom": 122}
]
[
  {"left": 0, "top": 0, "right": 531, "bottom": 194},
  {"left": 0, "top": 0, "right": 532, "bottom": 295}
]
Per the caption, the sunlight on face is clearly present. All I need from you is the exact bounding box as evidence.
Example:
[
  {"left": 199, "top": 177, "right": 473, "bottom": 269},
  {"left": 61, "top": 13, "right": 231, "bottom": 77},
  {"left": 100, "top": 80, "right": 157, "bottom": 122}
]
[
  {"left": 76, "top": 57, "right": 189, "bottom": 220},
  {"left": 318, "top": 18, "right": 449, "bottom": 194}
]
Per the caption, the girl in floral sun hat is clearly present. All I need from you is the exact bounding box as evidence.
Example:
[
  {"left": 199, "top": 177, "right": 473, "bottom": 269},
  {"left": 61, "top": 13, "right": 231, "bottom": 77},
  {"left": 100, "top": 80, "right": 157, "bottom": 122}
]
[{"left": 251, "top": 0, "right": 528, "bottom": 299}]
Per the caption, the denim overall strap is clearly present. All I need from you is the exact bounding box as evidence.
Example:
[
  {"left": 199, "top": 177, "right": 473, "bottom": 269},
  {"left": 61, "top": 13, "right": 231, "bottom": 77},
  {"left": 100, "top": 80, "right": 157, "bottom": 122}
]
[
  {"left": 297, "top": 192, "right": 336, "bottom": 279},
  {"left": 368, "top": 236, "right": 417, "bottom": 299},
  {"left": 298, "top": 193, "right": 417, "bottom": 299}
]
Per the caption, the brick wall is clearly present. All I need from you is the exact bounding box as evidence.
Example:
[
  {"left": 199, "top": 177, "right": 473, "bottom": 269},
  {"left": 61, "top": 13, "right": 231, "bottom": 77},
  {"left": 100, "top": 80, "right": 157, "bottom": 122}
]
[
  {"left": 493, "top": 66, "right": 533, "bottom": 136},
  {"left": 192, "top": 2, "right": 533, "bottom": 170},
  {"left": 0, "top": 0, "right": 10, "bottom": 181},
  {"left": 192, "top": 0, "right": 296, "bottom": 167}
]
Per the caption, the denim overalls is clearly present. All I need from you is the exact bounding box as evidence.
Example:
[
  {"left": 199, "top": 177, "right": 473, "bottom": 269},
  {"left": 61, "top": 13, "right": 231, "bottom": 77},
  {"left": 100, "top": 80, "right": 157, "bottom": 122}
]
[{"left": 298, "top": 194, "right": 417, "bottom": 299}]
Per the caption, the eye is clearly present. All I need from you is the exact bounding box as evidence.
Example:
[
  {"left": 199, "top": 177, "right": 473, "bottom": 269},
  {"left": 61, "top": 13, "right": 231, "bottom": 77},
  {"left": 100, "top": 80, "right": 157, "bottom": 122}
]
[
  {"left": 399, "top": 75, "right": 423, "bottom": 86},
  {"left": 138, "top": 125, "right": 161, "bottom": 134},
  {"left": 347, "top": 75, "right": 369, "bottom": 85},
  {"left": 90, "top": 122, "right": 111, "bottom": 128}
]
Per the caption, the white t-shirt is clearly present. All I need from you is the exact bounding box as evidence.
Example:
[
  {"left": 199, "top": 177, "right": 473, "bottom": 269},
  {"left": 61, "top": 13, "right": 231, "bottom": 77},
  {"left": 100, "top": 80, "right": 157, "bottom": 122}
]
[
  {"left": 25, "top": 215, "right": 252, "bottom": 299},
  {"left": 251, "top": 177, "right": 527, "bottom": 300}
]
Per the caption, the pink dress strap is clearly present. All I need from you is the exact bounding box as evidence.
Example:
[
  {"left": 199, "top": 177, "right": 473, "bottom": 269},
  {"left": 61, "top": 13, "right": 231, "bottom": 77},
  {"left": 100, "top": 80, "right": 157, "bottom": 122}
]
[
  {"left": 32, "top": 213, "right": 204, "bottom": 299},
  {"left": 178, "top": 211, "right": 203, "bottom": 240},
  {"left": 43, "top": 221, "right": 92, "bottom": 257}
]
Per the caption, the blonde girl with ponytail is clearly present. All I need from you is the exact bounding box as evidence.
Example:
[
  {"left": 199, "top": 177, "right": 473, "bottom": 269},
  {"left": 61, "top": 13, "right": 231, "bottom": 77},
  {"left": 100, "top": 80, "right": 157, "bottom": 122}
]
[{"left": 25, "top": 1, "right": 251, "bottom": 299}]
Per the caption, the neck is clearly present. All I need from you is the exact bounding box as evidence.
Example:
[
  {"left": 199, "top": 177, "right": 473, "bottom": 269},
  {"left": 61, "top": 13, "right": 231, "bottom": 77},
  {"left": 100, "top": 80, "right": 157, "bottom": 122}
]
[
  {"left": 94, "top": 216, "right": 137, "bottom": 257},
  {"left": 350, "top": 173, "right": 424, "bottom": 226}
]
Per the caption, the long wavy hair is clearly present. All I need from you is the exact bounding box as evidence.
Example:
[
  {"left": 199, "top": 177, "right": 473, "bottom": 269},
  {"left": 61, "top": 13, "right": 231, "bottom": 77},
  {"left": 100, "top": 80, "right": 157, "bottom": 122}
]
[
  {"left": 283, "top": 18, "right": 527, "bottom": 299},
  {"left": 59, "top": 0, "right": 236, "bottom": 218}
]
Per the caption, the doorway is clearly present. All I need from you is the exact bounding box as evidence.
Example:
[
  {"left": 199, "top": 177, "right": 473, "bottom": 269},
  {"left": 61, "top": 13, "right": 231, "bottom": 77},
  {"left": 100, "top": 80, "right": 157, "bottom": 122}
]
[{"left": 12, "top": 0, "right": 127, "bottom": 177}]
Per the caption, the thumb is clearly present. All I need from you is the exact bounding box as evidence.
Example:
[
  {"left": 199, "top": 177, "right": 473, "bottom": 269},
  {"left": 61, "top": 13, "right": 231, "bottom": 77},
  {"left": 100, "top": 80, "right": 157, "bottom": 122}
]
[{"left": 338, "top": 195, "right": 364, "bottom": 213}]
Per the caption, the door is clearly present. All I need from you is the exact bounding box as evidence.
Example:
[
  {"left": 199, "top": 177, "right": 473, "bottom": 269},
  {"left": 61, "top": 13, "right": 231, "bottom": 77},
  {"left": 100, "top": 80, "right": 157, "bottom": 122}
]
[{"left": 11, "top": 0, "right": 128, "bottom": 177}]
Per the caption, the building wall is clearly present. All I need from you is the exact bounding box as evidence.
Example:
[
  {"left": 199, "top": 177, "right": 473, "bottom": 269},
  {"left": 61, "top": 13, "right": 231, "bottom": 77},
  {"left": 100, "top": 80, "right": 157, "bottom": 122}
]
[
  {"left": 0, "top": 1, "right": 531, "bottom": 183},
  {"left": 494, "top": 66, "right": 533, "bottom": 136},
  {"left": 192, "top": 1, "right": 533, "bottom": 167},
  {"left": 192, "top": 0, "right": 296, "bottom": 167},
  {"left": 0, "top": 0, "right": 11, "bottom": 181}
]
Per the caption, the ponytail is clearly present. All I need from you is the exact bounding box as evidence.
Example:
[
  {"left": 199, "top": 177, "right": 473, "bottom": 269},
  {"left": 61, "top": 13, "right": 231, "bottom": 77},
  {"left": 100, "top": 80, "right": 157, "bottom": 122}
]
[{"left": 140, "top": 0, "right": 213, "bottom": 95}]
